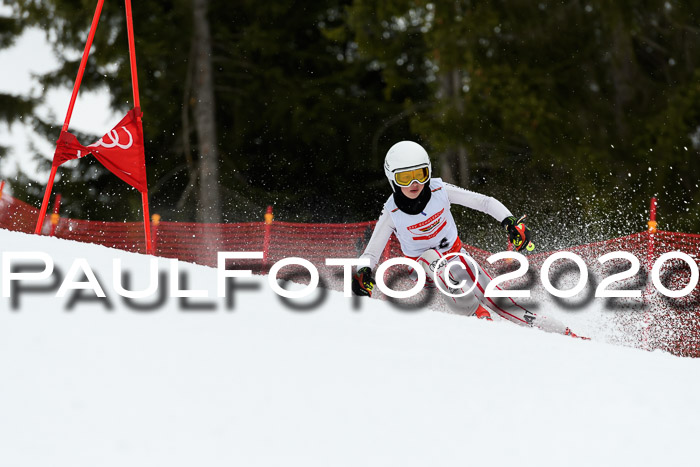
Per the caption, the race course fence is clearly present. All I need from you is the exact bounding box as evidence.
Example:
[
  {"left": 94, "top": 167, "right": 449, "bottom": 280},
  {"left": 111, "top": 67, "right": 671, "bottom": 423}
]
[{"left": 2, "top": 190, "right": 699, "bottom": 357}]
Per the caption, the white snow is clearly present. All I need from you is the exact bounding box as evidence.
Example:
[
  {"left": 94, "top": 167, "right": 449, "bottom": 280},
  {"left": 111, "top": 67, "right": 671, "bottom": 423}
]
[{"left": 1, "top": 228, "right": 699, "bottom": 467}]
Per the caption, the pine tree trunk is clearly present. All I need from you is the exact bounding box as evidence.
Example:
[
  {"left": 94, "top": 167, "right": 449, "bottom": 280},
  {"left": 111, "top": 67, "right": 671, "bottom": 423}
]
[
  {"left": 192, "top": 0, "right": 221, "bottom": 224},
  {"left": 437, "top": 69, "right": 469, "bottom": 186},
  {"left": 608, "top": 6, "right": 642, "bottom": 143}
]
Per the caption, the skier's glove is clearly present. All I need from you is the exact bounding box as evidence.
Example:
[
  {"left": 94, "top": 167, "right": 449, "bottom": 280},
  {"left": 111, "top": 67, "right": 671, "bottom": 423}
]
[
  {"left": 352, "top": 267, "right": 375, "bottom": 297},
  {"left": 502, "top": 215, "right": 534, "bottom": 252}
]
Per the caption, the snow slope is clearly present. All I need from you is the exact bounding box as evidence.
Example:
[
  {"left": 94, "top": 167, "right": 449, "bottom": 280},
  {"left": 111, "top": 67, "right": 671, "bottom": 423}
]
[{"left": 1, "top": 228, "right": 699, "bottom": 467}]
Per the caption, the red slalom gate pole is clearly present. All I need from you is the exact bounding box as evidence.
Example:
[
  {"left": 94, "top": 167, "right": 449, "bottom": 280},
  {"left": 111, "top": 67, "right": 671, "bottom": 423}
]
[
  {"left": 125, "top": 0, "right": 153, "bottom": 254},
  {"left": 62, "top": 0, "right": 105, "bottom": 132},
  {"left": 125, "top": 0, "right": 141, "bottom": 109},
  {"left": 35, "top": 0, "right": 105, "bottom": 235},
  {"left": 141, "top": 192, "right": 153, "bottom": 254},
  {"left": 35, "top": 167, "right": 57, "bottom": 235}
]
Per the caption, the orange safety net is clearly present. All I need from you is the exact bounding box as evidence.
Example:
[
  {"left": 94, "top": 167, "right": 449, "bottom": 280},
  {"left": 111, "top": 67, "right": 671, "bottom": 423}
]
[{"left": 1, "top": 191, "right": 699, "bottom": 356}]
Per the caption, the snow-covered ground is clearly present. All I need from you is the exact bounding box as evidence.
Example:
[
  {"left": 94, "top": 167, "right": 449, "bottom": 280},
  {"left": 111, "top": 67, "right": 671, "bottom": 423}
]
[{"left": 1, "top": 228, "right": 699, "bottom": 467}]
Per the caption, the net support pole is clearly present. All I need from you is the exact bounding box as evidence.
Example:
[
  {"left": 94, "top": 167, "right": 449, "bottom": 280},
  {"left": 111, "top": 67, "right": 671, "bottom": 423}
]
[
  {"left": 647, "top": 197, "right": 657, "bottom": 270},
  {"left": 35, "top": 0, "right": 105, "bottom": 235},
  {"left": 125, "top": 0, "right": 153, "bottom": 254},
  {"left": 49, "top": 193, "right": 62, "bottom": 237},
  {"left": 151, "top": 214, "right": 161, "bottom": 253},
  {"left": 263, "top": 206, "right": 274, "bottom": 272},
  {"left": 642, "top": 197, "right": 658, "bottom": 351}
]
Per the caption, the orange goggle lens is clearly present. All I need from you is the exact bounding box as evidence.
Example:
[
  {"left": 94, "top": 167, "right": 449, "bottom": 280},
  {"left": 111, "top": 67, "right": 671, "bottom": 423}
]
[{"left": 394, "top": 167, "right": 430, "bottom": 186}]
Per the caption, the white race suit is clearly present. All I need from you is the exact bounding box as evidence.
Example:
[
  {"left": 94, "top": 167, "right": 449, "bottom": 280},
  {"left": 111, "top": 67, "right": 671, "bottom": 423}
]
[{"left": 359, "top": 178, "right": 567, "bottom": 333}]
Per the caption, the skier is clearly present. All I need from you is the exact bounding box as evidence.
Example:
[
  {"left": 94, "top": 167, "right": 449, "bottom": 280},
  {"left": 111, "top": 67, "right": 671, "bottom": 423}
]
[{"left": 352, "top": 140, "right": 584, "bottom": 338}]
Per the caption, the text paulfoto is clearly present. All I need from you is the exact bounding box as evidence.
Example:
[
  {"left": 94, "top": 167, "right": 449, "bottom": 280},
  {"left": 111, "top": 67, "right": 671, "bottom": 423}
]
[{"left": 0, "top": 250, "right": 698, "bottom": 304}]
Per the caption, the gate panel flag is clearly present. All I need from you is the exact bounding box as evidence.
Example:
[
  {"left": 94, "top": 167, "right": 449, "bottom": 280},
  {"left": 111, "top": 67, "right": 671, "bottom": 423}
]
[{"left": 53, "top": 107, "right": 148, "bottom": 193}]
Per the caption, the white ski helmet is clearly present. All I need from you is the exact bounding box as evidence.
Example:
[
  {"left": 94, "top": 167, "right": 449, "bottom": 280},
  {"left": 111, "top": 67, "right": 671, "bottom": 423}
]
[{"left": 384, "top": 141, "right": 432, "bottom": 191}]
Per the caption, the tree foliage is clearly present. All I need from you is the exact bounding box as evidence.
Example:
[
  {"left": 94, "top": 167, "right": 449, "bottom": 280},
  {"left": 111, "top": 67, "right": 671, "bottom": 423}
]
[
  {"left": 345, "top": 0, "right": 700, "bottom": 242},
  {"left": 0, "top": 11, "right": 35, "bottom": 157},
  {"left": 1, "top": 0, "right": 699, "bottom": 241}
]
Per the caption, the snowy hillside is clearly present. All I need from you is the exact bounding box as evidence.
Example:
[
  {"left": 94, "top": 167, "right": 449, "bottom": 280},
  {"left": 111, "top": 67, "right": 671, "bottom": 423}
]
[{"left": 1, "top": 228, "right": 699, "bottom": 467}]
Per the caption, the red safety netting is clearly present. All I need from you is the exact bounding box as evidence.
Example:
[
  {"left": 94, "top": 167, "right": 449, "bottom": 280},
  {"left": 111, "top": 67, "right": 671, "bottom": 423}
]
[
  {"left": 1, "top": 191, "right": 699, "bottom": 356},
  {"left": 155, "top": 221, "right": 266, "bottom": 266},
  {"left": 644, "top": 230, "right": 700, "bottom": 357},
  {"left": 56, "top": 217, "right": 146, "bottom": 253},
  {"left": 0, "top": 192, "right": 38, "bottom": 234}
]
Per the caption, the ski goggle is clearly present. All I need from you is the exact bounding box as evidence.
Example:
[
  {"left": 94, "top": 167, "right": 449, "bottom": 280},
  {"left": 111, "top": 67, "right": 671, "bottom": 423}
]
[{"left": 393, "top": 166, "right": 430, "bottom": 187}]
